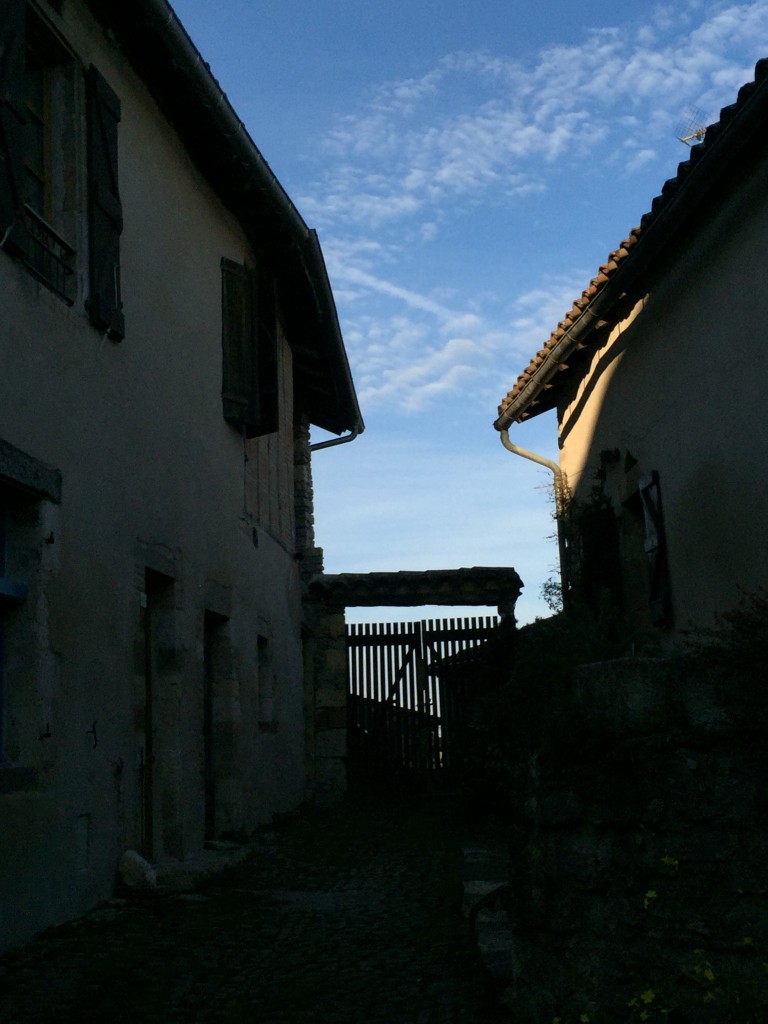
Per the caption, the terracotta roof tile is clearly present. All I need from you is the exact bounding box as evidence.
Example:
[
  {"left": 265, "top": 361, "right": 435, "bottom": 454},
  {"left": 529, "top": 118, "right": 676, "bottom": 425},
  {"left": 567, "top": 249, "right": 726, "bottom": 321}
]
[{"left": 495, "top": 56, "right": 768, "bottom": 428}]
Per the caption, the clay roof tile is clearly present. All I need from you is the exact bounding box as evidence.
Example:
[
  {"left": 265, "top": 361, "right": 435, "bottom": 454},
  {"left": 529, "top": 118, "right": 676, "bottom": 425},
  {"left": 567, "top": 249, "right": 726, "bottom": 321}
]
[{"left": 496, "top": 57, "right": 768, "bottom": 428}]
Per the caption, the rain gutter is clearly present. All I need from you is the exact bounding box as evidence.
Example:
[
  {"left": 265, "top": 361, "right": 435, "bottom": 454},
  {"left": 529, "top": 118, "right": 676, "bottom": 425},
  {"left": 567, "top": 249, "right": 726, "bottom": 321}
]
[{"left": 310, "top": 427, "right": 360, "bottom": 453}]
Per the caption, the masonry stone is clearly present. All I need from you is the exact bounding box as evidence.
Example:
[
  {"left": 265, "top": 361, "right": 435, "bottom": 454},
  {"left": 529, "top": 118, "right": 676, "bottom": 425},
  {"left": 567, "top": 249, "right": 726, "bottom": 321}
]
[
  {"left": 314, "top": 728, "right": 347, "bottom": 760},
  {"left": 499, "top": 653, "right": 768, "bottom": 1020}
]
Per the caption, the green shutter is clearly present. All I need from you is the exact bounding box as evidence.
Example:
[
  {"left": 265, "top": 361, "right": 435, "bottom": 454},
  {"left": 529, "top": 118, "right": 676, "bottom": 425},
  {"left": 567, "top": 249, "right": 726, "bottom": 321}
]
[
  {"left": 221, "top": 258, "right": 279, "bottom": 438},
  {"left": 0, "top": 0, "right": 28, "bottom": 250},
  {"left": 86, "top": 65, "right": 124, "bottom": 339}
]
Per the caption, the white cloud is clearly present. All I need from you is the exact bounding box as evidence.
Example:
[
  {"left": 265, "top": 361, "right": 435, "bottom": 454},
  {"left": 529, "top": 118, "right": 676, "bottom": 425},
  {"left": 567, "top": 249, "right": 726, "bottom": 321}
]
[
  {"left": 303, "top": 1, "right": 768, "bottom": 418},
  {"left": 625, "top": 146, "right": 658, "bottom": 174},
  {"left": 327, "top": 262, "right": 461, "bottom": 322},
  {"left": 312, "top": 431, "right": 561, "bottom": 622},
  {"left": 303, "top": 0, "right": 768, "bottom": 236}
]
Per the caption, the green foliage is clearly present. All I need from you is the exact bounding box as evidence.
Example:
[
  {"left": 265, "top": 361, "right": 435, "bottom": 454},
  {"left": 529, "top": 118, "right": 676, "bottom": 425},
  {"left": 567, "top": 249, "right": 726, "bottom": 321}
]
[
  {"left": 464, "top": 586, "right": 768, "bottom": 816},
  {"left": 541, "top": 574, "right": 564, "bottom": 614},
  {"left": 460, "top": 587, "right": 768, "bottom": 1019},
  {"left": 710, "top": 586, "right": 768, "bottom": 676},
  {"left": 680, "top": 586, "right": 768, "bottom": 736}
]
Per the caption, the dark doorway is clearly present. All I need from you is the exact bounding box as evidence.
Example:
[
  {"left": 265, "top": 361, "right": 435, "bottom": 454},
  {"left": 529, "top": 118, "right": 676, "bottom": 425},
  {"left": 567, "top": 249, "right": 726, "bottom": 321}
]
[
  {"left": 203, "top": 610, "right": 228, "bottom": 841},
  {"left": 141, "top": 568, "right": 174, "bottom": 860}
]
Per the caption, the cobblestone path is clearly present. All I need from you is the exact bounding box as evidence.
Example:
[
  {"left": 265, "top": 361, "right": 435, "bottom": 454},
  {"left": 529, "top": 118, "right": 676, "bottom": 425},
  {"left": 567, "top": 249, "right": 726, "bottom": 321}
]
[{"left": 0, "top": 797, "right": 511, "bottom": 1023}]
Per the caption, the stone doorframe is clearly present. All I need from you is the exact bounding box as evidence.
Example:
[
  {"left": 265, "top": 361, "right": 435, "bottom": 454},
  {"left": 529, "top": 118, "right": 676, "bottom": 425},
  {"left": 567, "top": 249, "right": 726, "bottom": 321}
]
[{"left": 303, "top": 566, "right": 523, "bottom": 804}]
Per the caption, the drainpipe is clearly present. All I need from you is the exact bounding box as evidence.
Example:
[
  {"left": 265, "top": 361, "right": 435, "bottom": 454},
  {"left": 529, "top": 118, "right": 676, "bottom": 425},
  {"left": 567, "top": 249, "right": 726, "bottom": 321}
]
[
  {"left": 309, "top": 427, "right": 360, "bottom": 453},
  {"left": 499, "top": 428, "right": 569, "bottom": 610}
]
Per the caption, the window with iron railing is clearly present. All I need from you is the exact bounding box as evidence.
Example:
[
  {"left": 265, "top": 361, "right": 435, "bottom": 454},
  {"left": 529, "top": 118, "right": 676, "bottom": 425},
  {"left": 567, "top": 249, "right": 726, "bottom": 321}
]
[
  {"left": 0, "top": 2, "right": 124, "bottom": 336},
  {"left": 15, "top": 203, "right": 76, "bottom": 303}
]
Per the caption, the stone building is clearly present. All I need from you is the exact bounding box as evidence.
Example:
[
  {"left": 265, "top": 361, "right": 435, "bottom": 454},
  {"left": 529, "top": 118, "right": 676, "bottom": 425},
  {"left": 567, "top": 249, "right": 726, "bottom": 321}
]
[
  {"left": 495, "top": 59, "right": 768, "bottom": 632},
  {"left": 0, "top": 0, "right": 362, "bottom": 951}
]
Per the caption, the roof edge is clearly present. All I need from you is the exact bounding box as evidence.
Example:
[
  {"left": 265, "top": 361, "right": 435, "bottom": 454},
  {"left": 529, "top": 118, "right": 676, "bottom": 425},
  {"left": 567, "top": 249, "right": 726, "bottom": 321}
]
[
  {"left": 494, "top": 57, "right": 768, "bottom": 431},
  {"left": 302, "top": 230, "right": 365, "bottom": 436},
  {"left": 82, "top": 0, "right": 363, "bottom": 435}
]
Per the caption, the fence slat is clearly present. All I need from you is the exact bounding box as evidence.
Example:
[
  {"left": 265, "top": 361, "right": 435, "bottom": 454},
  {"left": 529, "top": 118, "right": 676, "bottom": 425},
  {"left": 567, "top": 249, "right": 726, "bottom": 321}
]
[{"left": 346, "top": 613, "right": 500, "bottom": 791}]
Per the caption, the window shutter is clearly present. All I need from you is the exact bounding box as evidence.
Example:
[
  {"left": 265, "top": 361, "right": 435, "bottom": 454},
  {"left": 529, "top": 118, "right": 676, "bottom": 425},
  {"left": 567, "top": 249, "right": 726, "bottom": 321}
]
[
  {"left": 221, "top": 257, "right": 257, "bottom": 432},
  {"left": 86, "top": 65, "right": 124, "bottom": 339},
  {"left": 0, "top": 0, "right": 27, "bottom": 250},
  {"left": 256, "top": 266, "right": 279, "bottom": 435},
  {"left": 221, "top": 258, "right": 279, "bottom": 438},
  {"left": 639, "top": 471, "right": 672, "bottom": 627}
]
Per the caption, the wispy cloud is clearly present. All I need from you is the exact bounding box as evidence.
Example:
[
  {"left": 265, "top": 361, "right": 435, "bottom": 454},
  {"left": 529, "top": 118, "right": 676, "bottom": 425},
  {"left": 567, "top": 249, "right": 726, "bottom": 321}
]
[
  {"left": 305, "top": 0, "right": 768, "bottom": 413},
  {"left": 327, "top": 264, "right": 587, "bottom": 414},
  {"left": 302, "top": 1, "right": 768, "bottom": 231},
  {"left": 328, "top": 262, "right": 460, "bottom": 321}
]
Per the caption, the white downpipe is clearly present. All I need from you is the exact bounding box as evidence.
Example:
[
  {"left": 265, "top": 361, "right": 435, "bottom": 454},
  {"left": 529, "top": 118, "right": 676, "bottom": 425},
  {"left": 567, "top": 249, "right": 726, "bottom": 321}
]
[{"left": 500, "top": 428, "right": 569, "bottom": 608}]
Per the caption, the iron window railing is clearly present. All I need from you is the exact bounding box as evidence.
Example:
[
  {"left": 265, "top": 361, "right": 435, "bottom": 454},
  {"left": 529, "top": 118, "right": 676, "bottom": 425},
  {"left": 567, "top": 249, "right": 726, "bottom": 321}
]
[{"left": 16, "top": 204, "right": 76, "bottom": 304}]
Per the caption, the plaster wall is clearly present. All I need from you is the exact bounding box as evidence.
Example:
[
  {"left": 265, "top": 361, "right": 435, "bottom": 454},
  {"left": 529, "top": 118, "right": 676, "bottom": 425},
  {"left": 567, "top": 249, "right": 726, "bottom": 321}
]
[
  {"left": 0, "top": 1, "right": 308, "bottom": 950},
  {"left": 558, "top": 149, "right": 768, "bottom": 629}
]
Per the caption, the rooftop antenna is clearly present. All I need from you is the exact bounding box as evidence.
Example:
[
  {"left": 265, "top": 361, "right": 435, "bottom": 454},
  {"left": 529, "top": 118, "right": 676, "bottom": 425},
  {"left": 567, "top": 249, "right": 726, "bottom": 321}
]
[{"left": 676, "top": 105, "right": 710, "bottom": 147}]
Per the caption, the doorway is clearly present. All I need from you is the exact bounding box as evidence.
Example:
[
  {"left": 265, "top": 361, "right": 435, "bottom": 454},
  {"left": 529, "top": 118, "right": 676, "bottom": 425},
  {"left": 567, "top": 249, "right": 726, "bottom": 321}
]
[
  {"left": 141, "top": 568, "right": 175, "bottom": 860},
  {"left": 203, "top": 610, "right": 229, "bottom": 841}
]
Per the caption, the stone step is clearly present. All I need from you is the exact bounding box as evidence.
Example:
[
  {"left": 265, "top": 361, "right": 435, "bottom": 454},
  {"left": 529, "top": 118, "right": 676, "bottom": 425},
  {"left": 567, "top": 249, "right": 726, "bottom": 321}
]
[{"left": 461, "top": 843, "right": 513, "bottom": 988}]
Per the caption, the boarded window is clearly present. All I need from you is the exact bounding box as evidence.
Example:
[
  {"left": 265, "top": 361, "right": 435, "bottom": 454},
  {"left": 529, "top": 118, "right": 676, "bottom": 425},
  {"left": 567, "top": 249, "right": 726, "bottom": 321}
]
[{"left": 220, "top": 257, "right": 278, "bottom": 438}]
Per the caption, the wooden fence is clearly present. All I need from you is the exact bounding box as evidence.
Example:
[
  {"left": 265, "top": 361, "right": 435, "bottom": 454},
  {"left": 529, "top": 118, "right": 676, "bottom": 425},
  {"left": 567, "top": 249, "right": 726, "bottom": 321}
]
[{"left": 346, "top": 616, "right": 499, "bottom": 790}]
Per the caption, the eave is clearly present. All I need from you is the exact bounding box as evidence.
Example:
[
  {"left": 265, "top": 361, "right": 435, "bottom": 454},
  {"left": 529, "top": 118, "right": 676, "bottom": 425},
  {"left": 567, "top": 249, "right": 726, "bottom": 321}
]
[
  {"left": 82, "top": 0, "right": 363, "bottom": 437},
  {"left": 494, "top": 57, "right": 768, "bottom": 432}
]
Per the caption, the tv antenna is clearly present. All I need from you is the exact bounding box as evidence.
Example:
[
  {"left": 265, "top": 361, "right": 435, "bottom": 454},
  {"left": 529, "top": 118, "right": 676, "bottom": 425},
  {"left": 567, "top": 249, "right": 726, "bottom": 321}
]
[{"left": 676, "top": 105, "right": 710, "bottom": 147}]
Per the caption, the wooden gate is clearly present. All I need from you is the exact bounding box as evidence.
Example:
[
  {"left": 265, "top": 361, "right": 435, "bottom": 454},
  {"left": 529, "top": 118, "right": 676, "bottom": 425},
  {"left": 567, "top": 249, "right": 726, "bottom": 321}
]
[{"left": 346, "top": 616, "right": 498, "bottom": 790}]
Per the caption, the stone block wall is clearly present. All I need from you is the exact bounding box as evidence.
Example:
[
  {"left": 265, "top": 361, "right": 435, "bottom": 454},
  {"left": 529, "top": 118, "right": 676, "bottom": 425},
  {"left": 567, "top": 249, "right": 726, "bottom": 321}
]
[
  {"left": 302, "top": 605, "right": 348, "bottom": 805},
  {"left": 293, "top": 419, "right": 348, "bottom": 806},
  {"left": 505, "top": 656, "right": 768, "bottom": 1022}
]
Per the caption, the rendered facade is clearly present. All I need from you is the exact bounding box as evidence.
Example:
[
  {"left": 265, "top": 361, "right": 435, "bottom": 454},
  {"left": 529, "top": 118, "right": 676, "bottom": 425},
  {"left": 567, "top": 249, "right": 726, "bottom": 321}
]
[
  {"left": 0, "top": 0, "right": 362, "bottom": 950},
  {"left": 496, "top": 60, "right": 768, "bottom": 632}
]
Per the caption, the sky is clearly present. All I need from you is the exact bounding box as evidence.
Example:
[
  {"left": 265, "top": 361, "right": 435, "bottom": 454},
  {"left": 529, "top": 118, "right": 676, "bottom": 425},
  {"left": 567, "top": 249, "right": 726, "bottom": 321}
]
[{"left": 172, "top": 0, "right": 768, "bottom": 625}]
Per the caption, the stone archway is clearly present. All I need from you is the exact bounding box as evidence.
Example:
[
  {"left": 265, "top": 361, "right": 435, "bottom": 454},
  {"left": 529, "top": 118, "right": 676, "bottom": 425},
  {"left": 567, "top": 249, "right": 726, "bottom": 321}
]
[{"left": 304, "top": 566, "right": 523, "bottom": 803}]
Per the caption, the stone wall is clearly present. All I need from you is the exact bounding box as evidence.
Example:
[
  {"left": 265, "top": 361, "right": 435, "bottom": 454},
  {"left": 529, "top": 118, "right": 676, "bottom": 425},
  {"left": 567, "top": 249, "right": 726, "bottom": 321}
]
[
  {"left": 294, "top": 422, "right": 349, "bottom": 806},
  {"left": 503, "top": 655, "right": 768, "bottom": 1022},
  {"left": 304, "top": 606, "right": 349, "bottom": 805},
  {"left": 303, "top": 566, "right": 522, "bottom": 805}
]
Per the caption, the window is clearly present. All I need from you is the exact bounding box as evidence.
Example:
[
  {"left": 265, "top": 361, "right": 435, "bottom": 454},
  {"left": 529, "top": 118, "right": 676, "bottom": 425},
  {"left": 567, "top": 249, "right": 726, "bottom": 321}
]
[
  {"left": 0, "top": 490, "right": 31, "bottom": 767},
  {"left": 221, "top": 257, "right": 279, "bottom": 437},
  {"left": 0, "top": 438, "right": 60, "bottom": 780},
  {"left": 637, "top": 471, "right": 672, "bottom": 628},
  {"left": 85, "top": 63, "right": 124, "bottom": 338},
  {"left": 0, "top": 2, "right": 124, "bottom": 337},
  {"left": 257, "top": 633, "right": 277, "bottom": 733}
]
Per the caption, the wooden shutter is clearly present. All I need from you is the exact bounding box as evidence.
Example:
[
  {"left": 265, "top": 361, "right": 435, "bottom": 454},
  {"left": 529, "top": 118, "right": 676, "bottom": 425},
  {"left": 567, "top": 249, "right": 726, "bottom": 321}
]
[
  {"left": 86, "top": 65, "right": 124, "bottom": 339},
  {"left": 256, "top": 265, "right": 279, "bottom": 435},
  {"left": 221, "top": 258, "right": 279, "bottom": 438},
  {"left": 639, "top": 471, "right": 672, "bottom": 627},
  {"left": 221, "top": 258, "right": 257, "bottom": 432},
  {"left": 0, "top": 0, "right": 27, "bottom": 250}
]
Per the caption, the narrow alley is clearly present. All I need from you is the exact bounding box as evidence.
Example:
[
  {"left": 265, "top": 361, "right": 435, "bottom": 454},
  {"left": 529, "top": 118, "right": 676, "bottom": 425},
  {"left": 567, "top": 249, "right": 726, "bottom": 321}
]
[{"left": 0, "top": 797, "right": 510, "bottom": 1024}]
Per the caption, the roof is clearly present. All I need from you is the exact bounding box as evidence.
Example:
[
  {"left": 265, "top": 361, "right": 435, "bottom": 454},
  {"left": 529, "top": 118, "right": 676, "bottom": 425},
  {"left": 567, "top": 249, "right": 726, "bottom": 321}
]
[
  {"left": 82, "top": 0, "right": 363, "bottom": 438},
  {"left": 495, "top": 58, "right": 768, "bottom": 431}
]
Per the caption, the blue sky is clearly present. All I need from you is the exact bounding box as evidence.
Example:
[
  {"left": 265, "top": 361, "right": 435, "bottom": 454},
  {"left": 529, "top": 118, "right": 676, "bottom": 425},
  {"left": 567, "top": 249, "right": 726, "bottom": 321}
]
[{"left": 173, "top": 0, "right": 768, "bottom": 624}]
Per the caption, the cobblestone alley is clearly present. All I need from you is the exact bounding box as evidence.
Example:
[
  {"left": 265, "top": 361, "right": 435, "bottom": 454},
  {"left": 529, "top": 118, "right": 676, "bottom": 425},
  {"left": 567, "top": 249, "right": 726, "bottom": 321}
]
[{"left": 0, "top": 797, "right": 511, "bottom": 1023}]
